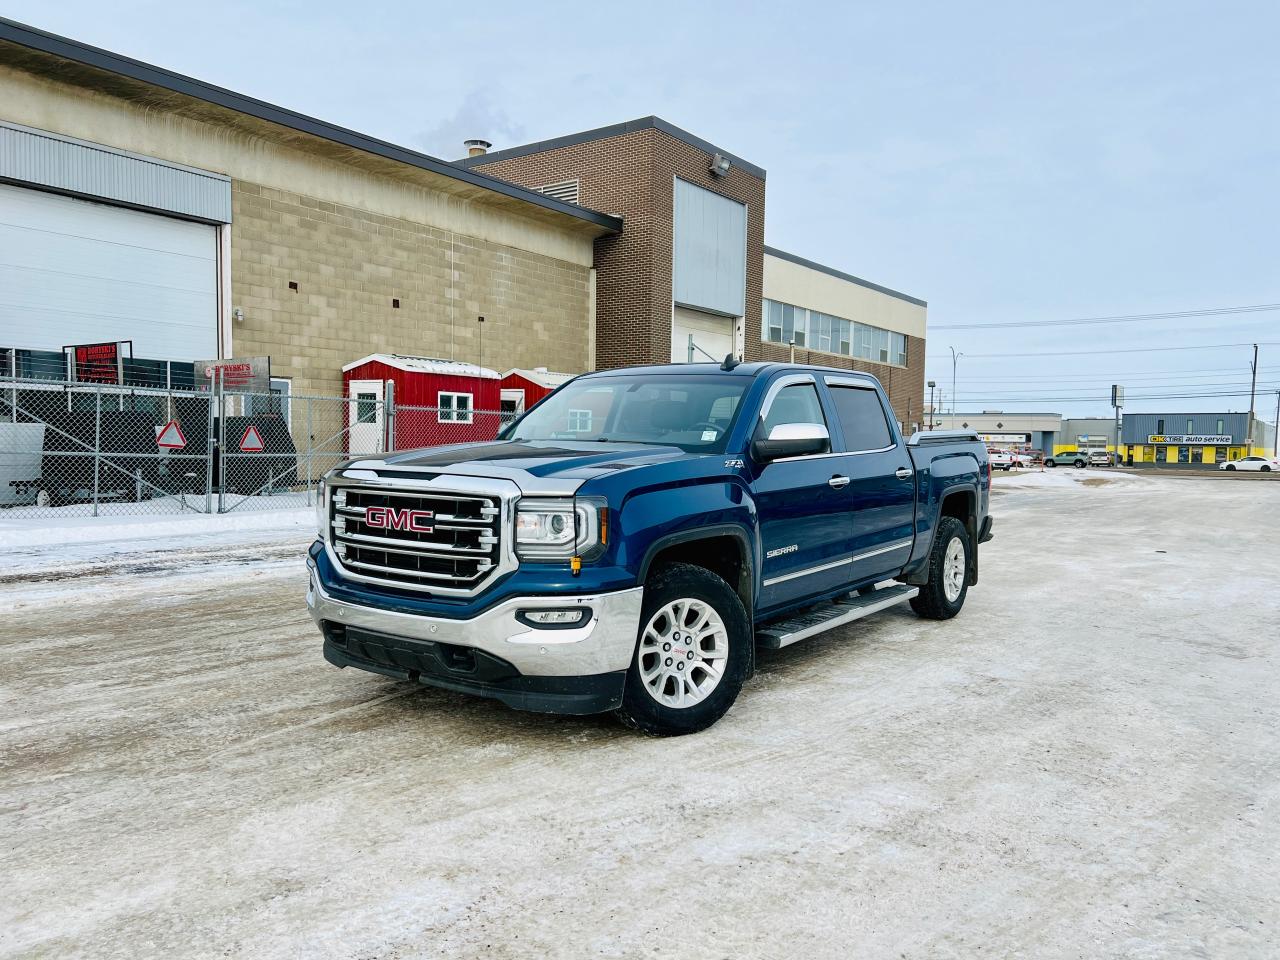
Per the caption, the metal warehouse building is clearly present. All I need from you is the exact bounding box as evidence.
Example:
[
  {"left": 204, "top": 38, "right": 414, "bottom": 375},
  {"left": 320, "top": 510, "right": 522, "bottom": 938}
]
[{"left": 1121, "top": 412, "right": 1272, "bottom": 467}]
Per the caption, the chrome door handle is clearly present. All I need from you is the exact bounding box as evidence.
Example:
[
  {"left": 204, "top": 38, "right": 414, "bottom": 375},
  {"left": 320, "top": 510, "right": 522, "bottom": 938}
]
[
  {"left": 895, "top": 467, "right": 913, "bottom": 480},
  {"left": 828, "top": 475, "right": 850, "bottom": 489}
]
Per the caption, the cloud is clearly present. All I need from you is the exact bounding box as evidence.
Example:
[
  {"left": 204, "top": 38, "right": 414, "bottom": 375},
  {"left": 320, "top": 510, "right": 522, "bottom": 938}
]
[{"left": 415, "top": 90, "right": 526, "bottom": 160}]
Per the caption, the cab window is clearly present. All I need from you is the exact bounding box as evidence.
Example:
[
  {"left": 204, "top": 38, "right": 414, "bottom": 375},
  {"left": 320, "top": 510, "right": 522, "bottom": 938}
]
[{"left": 829, "top": 385, "right": 894, "bottom": 450}]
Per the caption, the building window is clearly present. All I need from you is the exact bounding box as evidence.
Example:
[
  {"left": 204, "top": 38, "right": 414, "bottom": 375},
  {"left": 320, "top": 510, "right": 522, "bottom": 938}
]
[
  {"left": 355, "top": 392, "right": 378, "bottom": 424},
  {"left": 1156, "top": 418, "right": 1165, "bottom": 434},
  {"left": 438, "top": 391, "right": 473, "bottom": 423},
  {"left": 567, "top": 409, "right": 593, "bottom": 432},
  {"left": 762, "top": 299, "right": 907, "bottom": 366},
  {"left": 1217, "top": 419, "right": 1224, "bottom": 435},
  {"left": 1187, "top": 418, "right": 1194, "bottom": 434}
]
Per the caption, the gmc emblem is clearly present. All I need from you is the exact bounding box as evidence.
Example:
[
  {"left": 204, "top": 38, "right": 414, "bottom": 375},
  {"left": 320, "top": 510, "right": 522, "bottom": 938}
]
[{"left": 364, "top": 505, "right": 434, "bottom": 533}]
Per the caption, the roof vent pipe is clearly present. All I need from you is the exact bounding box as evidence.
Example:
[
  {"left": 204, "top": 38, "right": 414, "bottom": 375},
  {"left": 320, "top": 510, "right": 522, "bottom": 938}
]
[{"left": 464, "top": 139, "right": 492, "bottom": 157}]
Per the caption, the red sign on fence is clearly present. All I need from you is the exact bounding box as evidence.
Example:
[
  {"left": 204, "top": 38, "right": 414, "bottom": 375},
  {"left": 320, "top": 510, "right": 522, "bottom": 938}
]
[
  {"left": 239, "top": 424, "right": 265, "bottom": 453},
  {"left": 156, "top": 420, "right": 187, "bottom": 449},
  {"left": 71, "top": 341, "right": 124, "bottom": 384}
]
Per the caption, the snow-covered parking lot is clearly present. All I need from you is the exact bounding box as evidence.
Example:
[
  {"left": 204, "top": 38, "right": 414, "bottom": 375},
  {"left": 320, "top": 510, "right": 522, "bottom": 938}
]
[{"left": 2, "top": 471, "right": 1277, "bottom": 959}]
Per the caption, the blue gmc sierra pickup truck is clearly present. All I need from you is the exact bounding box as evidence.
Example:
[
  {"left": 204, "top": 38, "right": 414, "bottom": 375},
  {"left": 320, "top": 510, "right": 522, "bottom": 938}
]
[{"left": 307, "top": 360, "right": 992, "bottom": 735}]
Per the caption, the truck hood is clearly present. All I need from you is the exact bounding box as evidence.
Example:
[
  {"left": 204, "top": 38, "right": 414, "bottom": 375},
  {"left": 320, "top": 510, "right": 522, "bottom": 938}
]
[{"left": 349, "top": 440, "right": 698, "bottom": 496}]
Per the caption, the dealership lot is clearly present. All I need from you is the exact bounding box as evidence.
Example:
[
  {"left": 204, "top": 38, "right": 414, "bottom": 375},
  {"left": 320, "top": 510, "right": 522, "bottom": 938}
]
[{"left": 2, "top": 472, "right": 1277, "bottom": 959}]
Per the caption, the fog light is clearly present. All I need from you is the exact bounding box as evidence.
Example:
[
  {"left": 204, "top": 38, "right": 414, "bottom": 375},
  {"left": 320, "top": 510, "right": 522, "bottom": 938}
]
[{"left": 516, "top": 608, "right": 588, "bottom": 629}]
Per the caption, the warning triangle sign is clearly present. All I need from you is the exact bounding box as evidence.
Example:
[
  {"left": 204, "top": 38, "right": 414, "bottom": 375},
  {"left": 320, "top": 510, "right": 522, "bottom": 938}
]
[
  {"left": 239, "top": 424, "right": 266, "bottom": 453},
  {"left": 156, "top": 420, "right": 187, "bottom": 449}
]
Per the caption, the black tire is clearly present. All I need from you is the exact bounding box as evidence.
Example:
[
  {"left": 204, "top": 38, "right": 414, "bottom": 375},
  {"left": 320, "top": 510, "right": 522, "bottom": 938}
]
[
  {"left": 615, "top": 562, "right": 752, "bottom": 736},
  {"left": 1262, "top": 465, "right": 1272, "bottom": 473},
  {"left": 1226, "top": 464, "right": 1236, "bottom": 471},
  {"left": 910, "top": 516, "right": 971, "bottom": 621},
  {"left": 1073, "top": 459, "right": 1085, "bottom": 469},
  {"left": 1045, "top": 459, "right": 1057, "bottom": 468}
]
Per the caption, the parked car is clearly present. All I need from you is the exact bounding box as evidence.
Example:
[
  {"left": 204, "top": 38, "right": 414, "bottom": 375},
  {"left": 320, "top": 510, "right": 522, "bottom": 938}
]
[
  {"left": 1220, "top": 455, "right": 1279, "bottom": 472},
  {"left": 1018, "top": 449, "right": 1044, "bottom": 466},
  {"left": 988, "top": 449, "right": 1014, "bottom": 471},
  {"left": 1045, "top": 449, "right": 1087, "bottom": 469},
  {"left": 307, "top": 361, "right": 993, "bottom": 735},
  {"left": 1088, "top": 450, "right": 1114, "bottom": 467}
]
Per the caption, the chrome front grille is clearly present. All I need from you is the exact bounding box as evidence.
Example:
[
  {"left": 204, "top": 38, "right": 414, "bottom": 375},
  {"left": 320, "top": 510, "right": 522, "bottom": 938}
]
[{"left": 328, "top": 485, "right": 503, "bottom": 592}]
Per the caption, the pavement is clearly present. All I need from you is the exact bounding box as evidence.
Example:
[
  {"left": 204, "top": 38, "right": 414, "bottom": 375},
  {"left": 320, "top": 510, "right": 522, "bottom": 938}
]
[{"left": 1, "top": 471, "right": 1277, "bottom": 959}]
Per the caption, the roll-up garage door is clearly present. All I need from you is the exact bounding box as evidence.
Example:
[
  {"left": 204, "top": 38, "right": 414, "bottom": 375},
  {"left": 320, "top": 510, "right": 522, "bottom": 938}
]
[
  {"left": 0, "top": 182, "right": 218, "bottom": 361},
  {"left": 671, "top": 306, "right": 735, "bottom": 364}
]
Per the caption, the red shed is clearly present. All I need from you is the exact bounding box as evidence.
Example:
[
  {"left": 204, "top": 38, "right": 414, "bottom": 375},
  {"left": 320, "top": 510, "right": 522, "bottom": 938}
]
[
  {"left": 499, "top": 367, "right": 577, "bottom": 415},
  {"left": 342, "top": 354, "right": 502, "bottom": 452}
]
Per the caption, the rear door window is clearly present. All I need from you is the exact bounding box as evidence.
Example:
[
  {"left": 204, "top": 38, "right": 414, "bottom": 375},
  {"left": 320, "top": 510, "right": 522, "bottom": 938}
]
[{"left": 828, "top": 385, "right": 894, "bottom": 451}]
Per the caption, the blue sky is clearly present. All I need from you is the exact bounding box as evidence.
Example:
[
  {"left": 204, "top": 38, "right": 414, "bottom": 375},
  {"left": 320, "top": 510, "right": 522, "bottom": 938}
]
[{"left": 8, "top": 0, "right": 1278, "bottom": 417}]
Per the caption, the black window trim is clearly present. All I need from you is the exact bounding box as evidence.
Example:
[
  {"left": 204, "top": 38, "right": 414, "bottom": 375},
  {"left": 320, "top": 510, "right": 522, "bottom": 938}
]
[{"left": 823, "top": 375, "right": 899, "bottom": 455}]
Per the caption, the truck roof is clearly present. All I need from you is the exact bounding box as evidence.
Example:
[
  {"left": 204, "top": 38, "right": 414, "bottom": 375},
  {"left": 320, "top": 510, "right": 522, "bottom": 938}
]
[{"left": 578, "top": 361, "right": 883, "bottom": 383}]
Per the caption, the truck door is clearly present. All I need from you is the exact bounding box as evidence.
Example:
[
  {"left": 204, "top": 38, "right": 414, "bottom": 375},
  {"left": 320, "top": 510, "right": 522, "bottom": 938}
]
[
  {"left": 752, "top": 374, "right": 856, "bottom": 611},
  {"left": 823, "top": 377, "right": 916, "bottom": 585}
]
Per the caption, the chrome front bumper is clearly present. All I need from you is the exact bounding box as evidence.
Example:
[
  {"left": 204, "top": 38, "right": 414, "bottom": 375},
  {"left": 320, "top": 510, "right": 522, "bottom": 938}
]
[{"left": 306, "top": 565, "right": 644, "bottom": 678}]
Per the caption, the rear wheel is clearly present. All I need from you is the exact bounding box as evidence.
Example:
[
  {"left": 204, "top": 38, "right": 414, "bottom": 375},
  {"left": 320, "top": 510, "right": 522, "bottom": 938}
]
[
  {"left": 910, "top": 517, "right": 971, "bottom": 620},
  {"left": 1045, "top": 459, "right": 1057, "bottom": 468},
  {"left": 615, "top": 563, "right": 752, "bottom": 736},
  {"left": 1262, "top": 465, "right": 1272, "bottom": 473}
]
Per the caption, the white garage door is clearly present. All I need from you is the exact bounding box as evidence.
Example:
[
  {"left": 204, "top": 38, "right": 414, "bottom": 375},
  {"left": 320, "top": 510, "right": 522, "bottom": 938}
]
[
  {"left": 0, "top": 182, "right": 218, "bottom": 362},
  {"left": 671, "top": 306, "right": 735, "bottom": 364}
]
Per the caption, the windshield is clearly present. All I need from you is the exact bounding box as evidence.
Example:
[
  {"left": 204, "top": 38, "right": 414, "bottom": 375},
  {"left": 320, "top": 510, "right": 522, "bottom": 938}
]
[{"left": 501, "top": 374, "right": 749, "bottom": 453}]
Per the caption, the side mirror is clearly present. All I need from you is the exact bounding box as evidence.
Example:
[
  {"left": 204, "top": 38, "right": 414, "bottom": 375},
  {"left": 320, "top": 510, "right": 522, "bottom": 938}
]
[{"left": 751, "top": 422, "right": 830, "bottom": 463}]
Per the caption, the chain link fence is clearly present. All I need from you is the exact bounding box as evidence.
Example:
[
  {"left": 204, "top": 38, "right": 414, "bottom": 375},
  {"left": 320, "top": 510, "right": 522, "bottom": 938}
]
[{"left": 0, "top": 376, "right": 517, "bottom": 520}]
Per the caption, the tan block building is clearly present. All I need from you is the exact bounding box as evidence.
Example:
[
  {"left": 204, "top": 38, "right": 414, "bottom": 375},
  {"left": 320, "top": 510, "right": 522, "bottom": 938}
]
[{"left": 0, "top": 19, "right": 619, "bottom": 401}]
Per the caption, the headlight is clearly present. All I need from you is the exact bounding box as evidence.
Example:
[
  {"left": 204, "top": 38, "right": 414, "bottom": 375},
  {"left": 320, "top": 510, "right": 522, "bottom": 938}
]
[
  {"left": 315, "top": 477, "right": 327, "bottom": 537},
  {"left": 515, "top": 497, "right": 605, "bottom": 561}
]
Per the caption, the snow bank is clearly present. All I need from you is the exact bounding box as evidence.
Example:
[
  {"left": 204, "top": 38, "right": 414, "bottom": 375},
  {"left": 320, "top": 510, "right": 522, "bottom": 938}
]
[
  {"left": 0, "top": 508, "right": 315, "bottom": 577},
  {"left": 992, "top": 468, "right": 1149, "bottom": 489}
]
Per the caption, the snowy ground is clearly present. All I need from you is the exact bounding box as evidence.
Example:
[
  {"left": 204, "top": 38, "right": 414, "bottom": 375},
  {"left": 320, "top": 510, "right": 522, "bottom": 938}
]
[{"left": 1, "top": 476, "right": 1277, "bottom": 958}]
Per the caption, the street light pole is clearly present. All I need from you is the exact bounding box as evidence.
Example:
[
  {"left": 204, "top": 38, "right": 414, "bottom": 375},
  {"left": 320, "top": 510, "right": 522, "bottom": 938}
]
[
  {"left": 928, "top": 380, "right": 936, "bottom": 431},
  {"left": 1274, "top": 389, "right": 1279, "bottom": 458},
  {"left": 1246, "top": 343, "right": 1258, "bottom": 456},
  {"left": 949, "top": 346, "right": 963, "bottom": 415}
]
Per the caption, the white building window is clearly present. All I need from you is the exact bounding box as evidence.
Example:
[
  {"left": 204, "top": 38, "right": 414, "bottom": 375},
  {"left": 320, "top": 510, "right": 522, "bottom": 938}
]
[
  {"left": 567, "top": 408, "right": 593, "bottom": 432},
  {"left": 762, "top": 299, "right": 908, "bottom": 367},
  {"left": 438, "top": 391, "right": 473, "bottom": 423}
]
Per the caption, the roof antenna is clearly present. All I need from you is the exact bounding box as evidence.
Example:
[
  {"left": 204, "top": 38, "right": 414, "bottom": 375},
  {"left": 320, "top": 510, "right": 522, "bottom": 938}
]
[{"left": 721, "top": 353, "right": 740, "bottom": 371}]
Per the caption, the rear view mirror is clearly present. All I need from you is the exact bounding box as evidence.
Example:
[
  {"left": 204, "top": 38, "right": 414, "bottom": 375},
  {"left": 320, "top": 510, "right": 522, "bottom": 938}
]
[{"left": 751, "top": 422, "right": 830, "bottom": 463}]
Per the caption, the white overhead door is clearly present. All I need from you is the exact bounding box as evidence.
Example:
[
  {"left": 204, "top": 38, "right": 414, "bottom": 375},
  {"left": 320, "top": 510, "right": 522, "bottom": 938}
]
[
  {"left": 0, "top": 182, "right": 218, "bottom": 361},
  {"left": 672, "top": 306, "right": 735, "bottom": 364}
]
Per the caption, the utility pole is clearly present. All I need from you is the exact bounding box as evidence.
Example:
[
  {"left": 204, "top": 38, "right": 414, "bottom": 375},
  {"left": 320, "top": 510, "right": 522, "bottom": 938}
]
[
  {"left": 928, "top": 380, "right": 936, "bottom": 430},
  {"left": 478, "top": 315, "right": 485, "bottom": 371},
  {"left": 1246, "top": 343, "right": 1258, "bottom": 456},
  {"left": 949, "top": 346, "right": 963, "bottom": 415}
]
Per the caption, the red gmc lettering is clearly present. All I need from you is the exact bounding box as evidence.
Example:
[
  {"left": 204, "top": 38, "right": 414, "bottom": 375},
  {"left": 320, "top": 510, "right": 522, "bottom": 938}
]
[{"left": 364, "top": 506, "right": 434, "bottom": 533}]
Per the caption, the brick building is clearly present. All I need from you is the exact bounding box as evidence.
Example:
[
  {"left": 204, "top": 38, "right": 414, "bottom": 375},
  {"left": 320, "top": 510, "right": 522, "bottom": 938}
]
[{"left": 459, "top": 118, "right": 927, "bottom": 430}]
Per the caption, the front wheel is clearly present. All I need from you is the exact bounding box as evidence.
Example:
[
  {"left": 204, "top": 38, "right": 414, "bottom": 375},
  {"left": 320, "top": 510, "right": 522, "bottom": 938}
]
[
  {"left": 615, "top": 562, "right": 752, "bottom": 736},
  {"left": 1074, "top": 460, "right": 1086, "bottom": 469},
  {"left": 1226, "top": 464, "right": 1236, "bottom": 471},
  {"left": 910, "top": 517, "right": 971, "bottom": 620}
]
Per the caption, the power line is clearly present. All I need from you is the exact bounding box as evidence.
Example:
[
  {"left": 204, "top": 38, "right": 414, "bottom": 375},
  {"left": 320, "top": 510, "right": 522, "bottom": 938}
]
[
  {"left": 932, "top": 303, "right": 1280, "bottom": 331},
  {"left": 943, "top": 341, "right": 1280, "bottom": 359}
]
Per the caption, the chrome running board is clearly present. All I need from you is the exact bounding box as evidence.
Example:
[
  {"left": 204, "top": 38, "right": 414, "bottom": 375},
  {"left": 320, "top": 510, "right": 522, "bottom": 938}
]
[{"left": 755, "top": 584, "right": 919, "bottom": 650}]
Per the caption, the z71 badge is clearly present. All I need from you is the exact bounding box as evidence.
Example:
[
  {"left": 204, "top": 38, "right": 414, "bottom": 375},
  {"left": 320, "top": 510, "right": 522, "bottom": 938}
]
[{"left": 724, "top": 458, "right": 745, "bottom": 468}]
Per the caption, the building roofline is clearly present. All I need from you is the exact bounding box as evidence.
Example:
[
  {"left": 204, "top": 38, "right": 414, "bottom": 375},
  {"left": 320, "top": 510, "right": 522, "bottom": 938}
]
[
  {"left": 765, "top": 246, "right": 926, "bottom": 308},
  {"left": 0, "top": 17, "right": 622, "bottom": 234},
  {"left": 456, "top": 116, "right": 767, "bottom": 181}
]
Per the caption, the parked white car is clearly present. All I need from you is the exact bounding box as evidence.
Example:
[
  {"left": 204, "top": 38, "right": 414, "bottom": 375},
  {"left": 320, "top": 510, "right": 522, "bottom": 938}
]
[
  {"left": 1220, "top": 455, "right": 1279, "bottom": 472},
  {"left": 988, "top": 449, "right": 1014, "bottom": 471}
]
